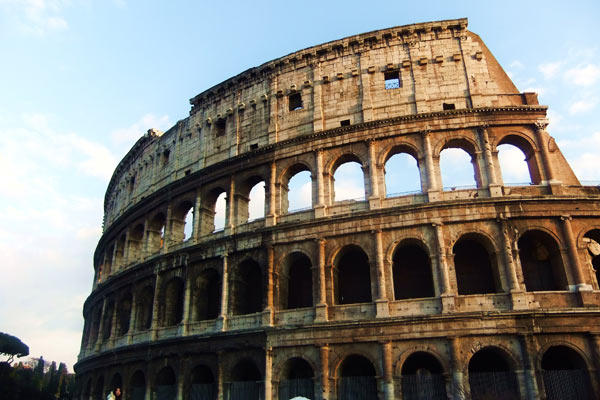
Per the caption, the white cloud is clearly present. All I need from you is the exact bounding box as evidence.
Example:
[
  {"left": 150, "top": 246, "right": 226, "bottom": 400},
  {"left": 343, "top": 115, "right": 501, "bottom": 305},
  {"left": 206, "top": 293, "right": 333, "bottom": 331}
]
[
  {"left": 497, "top": 144, "right": 531, "bottom": 183},
  {"left": 539, "top": 61, "right": 563, "bottom": 79},
  {"left": 509, "top": 60, "right": 524, "bottom": 70},
  {"left": 0, "top": 0, "right": 69, "bottom": 35},
  {"left": 110, "top": 113, "right": 171, "bottom": 150},
  {"left": 333, "top": 162, "right": 365, "bottom": 201},
  {"left": 564, "top": 64, "right": 600, "bottom": 87},
  {"left": 568, "top": 98, "right": 597, "bottom": 115},
  {"left": 559, "top": 132, "right": 600, "bottom": 181}
]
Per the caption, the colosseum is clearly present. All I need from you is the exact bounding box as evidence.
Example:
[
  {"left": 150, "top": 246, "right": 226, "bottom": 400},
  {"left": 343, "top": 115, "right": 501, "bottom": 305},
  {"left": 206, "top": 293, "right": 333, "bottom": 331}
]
[{"left": 75, "top": 18, "right": 600, "bottom": 400}]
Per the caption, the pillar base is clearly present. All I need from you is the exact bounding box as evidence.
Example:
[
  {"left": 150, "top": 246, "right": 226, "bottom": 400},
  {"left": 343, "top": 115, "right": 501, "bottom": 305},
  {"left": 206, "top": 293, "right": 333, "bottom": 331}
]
[
  {"left": 314, "top": 204, "right": 326, "bottom": 219},
  {"left": 216, "top": 316, "right": 227, "bottom": 331},
  {"left": 265, "top": 214, "right": 276, "bottom": 227},
  {"left": 488, "top": 184, "right": 502, "bottom": 197},
  {"left": 368, "top": 196, "right": 381, "bottom": 210},
  {"left": 427, "top": 189, "right": 441, "bottom": 202},
  {"left": 375, "top": 299, "right": 390, "bottom": 318},
  {"left": 262, "top": 309, "right": 274, "bottom": 326},
  {"left": 314, "top": 303, "right": 328, "bottom": 322},
  {"left": 576, "top": 286, "right": 599, "bottom": 307},
  {"left": 441, "top": 294, "right": 456, "bottom": 313},
  {"left": 548, "top": 181, "right": 563, "bottom": 195},
  {"left": 510, "top": 290, "right": 528, "bottom": 310}
]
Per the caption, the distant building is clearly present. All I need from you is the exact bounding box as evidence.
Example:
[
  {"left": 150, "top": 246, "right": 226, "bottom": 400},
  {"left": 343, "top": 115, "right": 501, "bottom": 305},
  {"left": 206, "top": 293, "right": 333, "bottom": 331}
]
[{"left": 75, "top": 18, "right": 600, "bottom": 400}]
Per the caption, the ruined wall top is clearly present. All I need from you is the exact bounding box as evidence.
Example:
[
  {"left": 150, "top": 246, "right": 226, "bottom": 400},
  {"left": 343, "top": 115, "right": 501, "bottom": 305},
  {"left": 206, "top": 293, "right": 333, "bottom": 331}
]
[{"left": 102, "top": 17, "right": 540, "bottom": 229}]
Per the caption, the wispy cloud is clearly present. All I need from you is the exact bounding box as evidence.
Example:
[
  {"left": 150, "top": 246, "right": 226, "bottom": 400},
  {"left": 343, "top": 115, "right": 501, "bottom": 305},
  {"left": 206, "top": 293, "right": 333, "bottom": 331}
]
[
  {"left": 539, "top": 61, "right": 563, "bottom": 79},
  {"left": 110, "top": 113, "right": 171, "bottom": 151},
  {"left": 0, "top": 0, "right": 69, "bottom": 35},
  {"left": 568, "top": 97, "right": 597, "bottom": 115},
  {"left": 564, "top": 63, "right": 600, "bottom": 87}
]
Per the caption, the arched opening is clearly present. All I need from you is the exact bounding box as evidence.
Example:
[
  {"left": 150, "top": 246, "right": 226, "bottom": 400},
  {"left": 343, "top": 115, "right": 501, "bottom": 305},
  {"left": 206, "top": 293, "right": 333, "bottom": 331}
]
[
  {"left": 129, "top": 370, "right": 146, "bottom": 400},
  {"left": 401, "top": 352, "right": 447, "bottom": 400},
  {"left": 583, "top": 230, "right": 600, "bottom": 287},
  {"left": 385, "top": 151, "right": 421, "bottom": 197},
  {"left": 333, "top": 155, "right": 365, "bottom": 202},
  {"left": 248, "top": 180, "right": 266, "bottom": 221},
  {"left": 128, "top": 224, "right": 145, "bottom": 262},
  {"left": 518, "top": 230, "right": 567, "bottom": 291},
  {"left": 284, "top": 166, "right": 312, "bottom": 213},
  {"left": 440, "top": 140, "right": 478, "bottom": 190},
  {"left": 392, "top": 241, "right": 435, "bottom": 299},
  {"left": 83, "top": 378, "right": 92, "bottom": 400},
  {"left": 147, "top": 212, "right": 166, "bottom": 254},
  {"left": 109, "top": 373, "right": 122, "bottom": 396},
  {"left": 231, "top": 259, "right": 263, "bottom": 315},
  {"left": 279, "top": 252, "right": 313, "bottom": 310},
  {"left": 189, "top": 364, "right": 216, "bottom": 400},
  {"left": 226, "top": 359, "right": 263, "bottom": 400},
  {"left": 171, "top": 200, "right": 194, "bottom": 243},
  {"left": 542, "top": 345, "right": 592, "bottom": 400},
  {"left": 334, "top": 245, "right": 372, "bottom": 304},
  {"left": 88, "top": 306, "right": 101, "bottom": 346},
  {"left": 114, "top": 234, "right": 126, "bottom": 270},
  {"left": 468, "top": 347, "right": 520, "bottom": 400},
  {"left": 278, "top": 357, "right": 314, "bottom": 400},
  {"left": 104, "top": 245, "right": 114, "bottom": 277},
  {"left": 116, "top": 293, "right": 132, "bottom": 336},
  {"left": 102, "top": 300, "right": 114, "bottom": 341},
  {"left": 194, "top": 269, "right": 221, "bottom": 321},
  {"left": 154, "top": 367, "right": 177, "bottom": 400},
  {"left": 161, "top": 278, "right": 184, "bottom": 327},
  {"left": 209, "top": 191, "right": 227, "bottom": 233},
  {"left": 135, "top": 286, "right": 154, "bottom": 331},
  {"left": 497, "top": 135, "right": 540, "bottom": 185},
  {"left": 93, "top": 376, "right": 104, "bottom": 400},
  {"left": 338, "top": 355, "right": 377, "bottom": 400},
  {"left": 453, "top": 235, "right": 499, "bottom": 295}
]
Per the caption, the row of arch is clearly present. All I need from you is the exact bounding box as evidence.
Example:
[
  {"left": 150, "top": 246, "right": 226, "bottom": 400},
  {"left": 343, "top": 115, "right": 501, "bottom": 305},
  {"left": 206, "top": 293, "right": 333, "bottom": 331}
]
[
  {"left": 96, "top": 127, "right": 553, "bottom": 282},
  {"left": 83, "top": 228, "right": 600, "bottom": 349},
  {"left": 80, "top": 344, "right": 594, "bottom": 399}
]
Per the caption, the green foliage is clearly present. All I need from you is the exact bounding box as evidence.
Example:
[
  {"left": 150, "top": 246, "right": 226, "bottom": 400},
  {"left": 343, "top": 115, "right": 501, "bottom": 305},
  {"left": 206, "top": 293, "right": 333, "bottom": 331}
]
[
  {"left": 0, "top": 332, "right": 29, "bottom": 364},
  {"left": 0, "top": 357, "right": 75, "bottom": 400}
]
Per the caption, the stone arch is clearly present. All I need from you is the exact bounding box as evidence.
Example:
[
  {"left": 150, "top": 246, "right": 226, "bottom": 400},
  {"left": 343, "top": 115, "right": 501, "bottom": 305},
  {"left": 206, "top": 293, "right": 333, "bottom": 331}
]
[
  {"left": 330, "top": 153, "right": 367, "bottom": 202},
  {"left": 392, "top": 238, "right": 435, "bottom": 300},
  {"left": 333, "top": 244, "right": 372, "bottom": 304},
  {"left": 129, "top": 370, "right": 146, "bottom": 400},
  {"left": 93, "top": 375, "right": 104, "bottom": 400},
  {"left": 200, "top": 185, "right": 228, "bottom": 235},
  {"left": 496, "top": 133, "right": 541, "bottom": 185},
  {"left": 582, "top": 229, "right": 600, "bottom": 287},
  {"left": 452, "top": 232, "right": 502, "bottom": 295},
  {"left": 230, "top": 258, "right": 264, "bottom": 315},
  {"left": 127, "top": 223, "right": 145, "bottom": 262},
  {"left": 154, "top": 366, "right": 177, "bottom": 400},
  {"left": 171, "top": 198, "right": 195, "bottom": 243},
  {"left": 109, "top": 372, "right": 122, "bottom": 396},
  {"left": 226, "top": 358, "right": 263, "bottom": 399},
  {"left": 188, "top": 364, "right": 217, "bottom": 400},
  {"left": 541, "top": 344, "right": 593, "bottom": 400},
  {"left": 400, "top": 351, "right": 448, "bottom": 400},
  {"left": 278, "top": 357, "right": 315, "bottom": 400},
  {"left": 280, "top": 162, "right": 314, "bottom": 214},
  {"left": 193, "top": 268, "right": 221, "bottom": 321},
  {"left": 336, "top": 354, "right": 378, "bottom": 400},
  {"left": 278, "top": 251, "right": 313, "bottom": 310},
  {"left": 114, "top": 233, "right": 127, "bottom": 270},
  {"left": 135, "top": 285, "right": 154, "bottom": 331},
  {"left": 101, "top": 299, "right": 115, "bottom": 342},
  {"left": 147, "top": 211, "right": 167, "bottom": 254},
  {"left": 160, "top": 277, "right": 184, "bottom": 327},
  {"left": 116, "top": 291, "right": 132, "bottom": 336},
  {"left": 383, "top": 143, "right": 422, "bottom": 197},
  {"left": 237, "top": 174, "right": 267, "bottom": 224},
  {"left": 82, "top": 377, "right": 92, "bottom": 400},
  {"left": 437, "top": 136, "right": 482, "bottom": 189},
  {"left": 88, "top": 305, "right": 102, "bottom": 347},
  {"left": 467, "top": 346, "right": 520, "bottom": 400},
  {"left": 518, "top": 229, "right": 568, "bottom": 291}
]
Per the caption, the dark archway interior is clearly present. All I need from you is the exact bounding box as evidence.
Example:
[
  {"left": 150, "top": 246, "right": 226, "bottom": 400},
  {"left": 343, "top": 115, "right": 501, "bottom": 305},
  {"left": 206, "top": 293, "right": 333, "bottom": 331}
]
[
  {"left": 163, "top": 278, "right": 184, "bottom": 326},
  {"left": 156, "top": 367, "right": 176, "bottom": 386},
  {"left": 110, "top": 373, "right": 122, "bottom": 393},
  {"left": 195, "top": 269, "right": 221, "bottom": 320},
  {"left": 542, "top": 346, "right": 592, "bottom": 400},
  {"left": 191, "top": 365, "right": 215, "bottom": 384},
  {"left": 468, "top": 348, "right": 519, "bottom": 400},
  {"left": 136, "top": 286, "right": 153, "bottom": 331},
  {"left": 393, "top": 243, "right": 435, "bottom": 299},
  {"left": 584, "top": 230, "right": 600, "bottom": 287},
  {"left": 228, "top": 359, "right": 262, "bottom": 400},
  {"left": 155, "top": 367, "right": 176, "bottom": 400},
  {"left": 283, "top": 253, "right": 313, "bottom": 309},
  {"left": 279, "top": 358, "right": 314, "bottom": 400},
  {"left": 116, "top": 294, "right": 132, "bottom": 336},
  {"left": 130, "top": 371, "right": 146, "bottom": 400},
  {"left": 93, "top": 376, "right": 104, "bottom": 400},
  {"left": 454, "top": 238, "right": 497, "bottom": 295},
  {"left": 336, "top": 246, "right": 372, "bottom": 304},
  {"left": 231, "top": 260, "right": 263, "bottom": 315},
  {"left": 102, "top": 300, "right": 114, "bottom": 341},
  {"left": 339, "top": 355, "right": 377, "bottom": 400},
  {"left": 401, "top": 352, "right": 447, "bottom": 400},
  {"left": 190, "top": 365, "right": 217, "bottom": 400},
  {"left": 231, "top": 359, "right": 262, "bottom": 382},
  {"left": 519, "top": 231, "right": 565, "bottom": 291}
]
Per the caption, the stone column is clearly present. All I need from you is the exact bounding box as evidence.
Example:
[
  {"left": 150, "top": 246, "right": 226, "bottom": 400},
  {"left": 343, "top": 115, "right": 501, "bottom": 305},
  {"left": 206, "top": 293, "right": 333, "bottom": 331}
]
[
  {"left": 109, "top": 300, "right": 118, "bottom": 347},
  {"left": 433, "top": 223, "right": 455, "bottom": 313},
  {"left": 534, "top": 121, "right": 559, "bottom": 185},
  {"left": 499, "top": 217, "right": 528, "bottom": 310},
  {"left": 150, "top": 274, "right": 162, "bottom": 340},
  {"left": 449, "top": 337, "right": 465, "bottom": 400},
  {"left": 519, "top": 335, "right": 541, "bottom": 400},
  {"left": 590, "top": 334, "right": 600, "bottom": 398},
  {"left": 192, "top": 189, "right": 202, "bottom": 242},
  {"left": 218, "top": 254, "right": 229, "bottom": 331},
  {"left": 181, "top": 273, "right": 193, "bottom": 335},
  {"left": 320, "top": 345, "right": 330, "bottom": 400},
  {"left": 95, "top": 298, "right": 107, "bottom": 351},
  {"left": 374, "top": 230, "right": 389, "bottom": 317},
  {"left": 225, "top": 178, "right": 236, "bottom": 235},
  {"left": 422, "top": 130, "right": 440, "bottom": 201},
  {"left": 382, "top": 342, "right": 394, "bottom": 400},
  {"left": 265, "top": 348, "right": 273, "bottom": 400},
  {"left": 266, "top": 161, "right": 277, "bottom": 226},
  {"left": 479, "top": 125, "right": 502, "bottom": 196},
  {"left": 264, "top": 245, "right": 275, "bottom": 326},
  {"left": 127, "top": 291, "right": 137, "bottom": 344},
  {"left": 217, "top": 351, "right": 226, "bottom": 400},
  {"left": 315, "top": 239, "right": 328, "bottom": 322},
  {"left": 367, "top": 139, "right": 381, "bottom": 209},
  {"left": 314, "top": 150, "right": 326, "bottom": 218},
  {"left": 561, "top": 216, "right": 592, "bottom": 292},
  {"left": 163, "top": 203, "right": 173, "bottom": 253}
]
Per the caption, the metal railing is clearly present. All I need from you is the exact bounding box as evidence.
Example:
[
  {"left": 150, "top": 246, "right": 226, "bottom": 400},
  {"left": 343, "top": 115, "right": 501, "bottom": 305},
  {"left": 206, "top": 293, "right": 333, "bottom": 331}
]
[
  {"left": 278, "top": 378, "right": 314, "bottom": 400},
  {"left": 386, "top": 189, "right": 422, "bottom": 198},
  {"left": 287, "top": 206, "right": 313, "bottom": 214}
]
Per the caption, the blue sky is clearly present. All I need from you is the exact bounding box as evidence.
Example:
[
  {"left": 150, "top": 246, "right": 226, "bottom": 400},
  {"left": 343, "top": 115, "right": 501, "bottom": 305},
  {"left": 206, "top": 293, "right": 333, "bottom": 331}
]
[{"left": 0, "top": 0, "right": 599, "bottom": 370}]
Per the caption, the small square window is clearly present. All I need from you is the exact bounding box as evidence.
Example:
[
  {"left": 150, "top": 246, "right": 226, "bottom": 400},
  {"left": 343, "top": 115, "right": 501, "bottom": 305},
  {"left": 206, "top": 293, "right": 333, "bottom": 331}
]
[
  {"left": 384, "top": 71, "right": 401, "bottom": 90},
  {"left": 250, "top": 143, "right": 259, "bottom": 150},
  {"left": 161, "top": 150, "right": 170, "bottom": 167},
  {"left": 340, "top": 119, "right": 350, "bottom": 127},
  {"left": 215, "top": 119, "right": 226, "bottom": 136},
  {"left": 443, "top": 103, "right": 456, "bottom": 110},
  {"left": 289, "top": 92, "right": 303, "bottom": 111}
]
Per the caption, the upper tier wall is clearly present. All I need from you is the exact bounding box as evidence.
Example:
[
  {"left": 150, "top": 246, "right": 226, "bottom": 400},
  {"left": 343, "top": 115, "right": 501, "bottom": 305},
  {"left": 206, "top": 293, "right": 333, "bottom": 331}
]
[{"left": 103, "top": 18, "right": 535, "bottom": 229}]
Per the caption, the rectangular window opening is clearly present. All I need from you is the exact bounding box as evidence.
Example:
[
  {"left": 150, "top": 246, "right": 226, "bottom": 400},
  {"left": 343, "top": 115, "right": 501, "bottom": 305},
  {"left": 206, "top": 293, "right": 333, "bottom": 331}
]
[
  {"left": 161, "top": 150, "right": 170, "bottom": 167},
  {"left": 443, "top": 103, "right": 456, "bottom": 110},
  {"left": 215, "top": 119, "right": 226, "bottom": 136},
  {"left": 250, "top": 143, "right": 259, "bottom": 150},
  {"left": 384, "top": 71, "right": 401, "bottom": 90},
  {"left": 340, "top": 119, "right": 351, "bottom": 127},
  {"left": 289, "top": 92, "right": 303, "bottom": 111}
]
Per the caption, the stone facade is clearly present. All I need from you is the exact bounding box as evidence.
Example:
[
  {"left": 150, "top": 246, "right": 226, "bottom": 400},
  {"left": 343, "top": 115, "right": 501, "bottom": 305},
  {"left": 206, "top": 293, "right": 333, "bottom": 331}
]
[{"left": 75, "top": 18, "right": 600, "bottom": 400}]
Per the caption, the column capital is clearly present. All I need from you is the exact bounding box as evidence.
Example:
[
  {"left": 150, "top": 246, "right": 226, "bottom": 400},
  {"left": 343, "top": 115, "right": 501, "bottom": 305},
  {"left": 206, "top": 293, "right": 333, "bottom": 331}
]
[
  {"left": 560, "top": 215, "right": 572, "bottom": 221},
  {"left": 534, "top": 120, "right": 549, "bottom": 131}
]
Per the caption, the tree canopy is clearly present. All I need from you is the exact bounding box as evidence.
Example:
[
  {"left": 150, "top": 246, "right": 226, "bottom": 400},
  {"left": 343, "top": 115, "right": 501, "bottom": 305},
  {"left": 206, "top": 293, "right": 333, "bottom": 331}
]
[{"left": 0, "top": 332, "right": 29, "bottom": 364}]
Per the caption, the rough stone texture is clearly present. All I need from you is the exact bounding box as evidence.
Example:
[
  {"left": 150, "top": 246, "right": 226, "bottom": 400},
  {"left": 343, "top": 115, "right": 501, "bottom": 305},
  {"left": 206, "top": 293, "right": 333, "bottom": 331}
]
[{"left": 75, "top": 18, "right": 600, "bottom": 400}]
